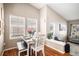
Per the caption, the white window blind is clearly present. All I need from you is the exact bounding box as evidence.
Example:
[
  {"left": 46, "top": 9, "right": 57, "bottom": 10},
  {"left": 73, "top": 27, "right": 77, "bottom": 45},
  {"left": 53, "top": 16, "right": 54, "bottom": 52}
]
[{"left": 9, "top": 15, "right": 25, "bottom": 39}]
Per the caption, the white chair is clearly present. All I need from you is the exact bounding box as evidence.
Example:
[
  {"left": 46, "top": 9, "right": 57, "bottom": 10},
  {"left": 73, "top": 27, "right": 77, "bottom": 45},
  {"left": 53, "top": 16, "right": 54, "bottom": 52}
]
[
  {"left": 31, "top": 34, "right": 45, "bottom": 56},
  {"left": 17, "top": 41, "right": 29, "bottom": 56}
]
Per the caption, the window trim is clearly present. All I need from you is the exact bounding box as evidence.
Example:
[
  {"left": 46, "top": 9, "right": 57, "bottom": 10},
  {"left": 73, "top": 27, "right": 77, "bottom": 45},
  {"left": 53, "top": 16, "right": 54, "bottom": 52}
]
[{"left": 9, "top": 15, "right": 25, "bottom": 39}]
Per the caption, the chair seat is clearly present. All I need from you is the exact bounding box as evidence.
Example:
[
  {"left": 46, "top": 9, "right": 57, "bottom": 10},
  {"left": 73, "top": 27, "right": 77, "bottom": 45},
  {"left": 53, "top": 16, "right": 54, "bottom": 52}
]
[{"left": 31, "top": 44, "right": 44, "bottom": 51}]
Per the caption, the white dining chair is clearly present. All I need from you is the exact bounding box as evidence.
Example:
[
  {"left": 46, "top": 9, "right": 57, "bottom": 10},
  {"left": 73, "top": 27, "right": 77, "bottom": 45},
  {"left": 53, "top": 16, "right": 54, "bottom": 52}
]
[
  {"left": 31, "top": 34, "right": 45, "bottom": 56},
  {"left": 17, "top": 41, "right": 29, "bottom": 56}
]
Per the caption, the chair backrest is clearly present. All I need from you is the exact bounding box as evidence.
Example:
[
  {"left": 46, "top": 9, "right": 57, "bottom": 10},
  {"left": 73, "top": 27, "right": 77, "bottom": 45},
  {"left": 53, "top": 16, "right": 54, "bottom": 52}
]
[
  {"left": 32, "top": 32, "right": 38, "bottom": 38},
  {"left": 17, "top": 41, "right": 28, "bottom": 50},
  {"left": 38, "top": 34, "right": 45, "bottom": 46},
  {"left": 32, "top": 33, "right": 45, "bottom": 48}
]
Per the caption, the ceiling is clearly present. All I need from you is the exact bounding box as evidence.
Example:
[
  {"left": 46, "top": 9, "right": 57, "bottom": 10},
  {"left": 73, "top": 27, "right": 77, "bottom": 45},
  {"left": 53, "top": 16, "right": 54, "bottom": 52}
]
[
  {"left": 30, "top": 3, "right": 46, "bottom": 9},
  {"left": 30, "top": 3, "right": 79, "bottom": 21}
]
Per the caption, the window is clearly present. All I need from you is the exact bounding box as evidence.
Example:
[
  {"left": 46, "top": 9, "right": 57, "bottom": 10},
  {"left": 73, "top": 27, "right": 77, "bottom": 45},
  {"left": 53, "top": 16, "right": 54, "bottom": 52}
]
[
  {"left": 26, "top": 18, "right": 37, "bottom": 34},
  {"left": 71, "top": 24, "right": 79, "bottom": 37},
  {"left": 9, "top": 15, "right": 25, "bottom": 39}
]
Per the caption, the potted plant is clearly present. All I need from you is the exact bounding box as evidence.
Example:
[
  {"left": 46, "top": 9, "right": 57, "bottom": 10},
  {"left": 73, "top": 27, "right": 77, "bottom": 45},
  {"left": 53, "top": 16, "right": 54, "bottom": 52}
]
[{"left": 47, "top": 32, "right": 53, "bottom": 39}]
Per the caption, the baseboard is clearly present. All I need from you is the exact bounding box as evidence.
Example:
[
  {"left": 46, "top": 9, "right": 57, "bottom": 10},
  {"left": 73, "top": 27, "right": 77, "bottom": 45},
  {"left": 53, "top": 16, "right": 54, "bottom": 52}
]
[
  {"left": 45, "top": 44, "right": 65, "bottom": 54},
  {"left": 1, "top": 47, "right": 17, "bottom": 56},
  {"left": 4, "top": 47, "right": 17, "bottom": 51}
]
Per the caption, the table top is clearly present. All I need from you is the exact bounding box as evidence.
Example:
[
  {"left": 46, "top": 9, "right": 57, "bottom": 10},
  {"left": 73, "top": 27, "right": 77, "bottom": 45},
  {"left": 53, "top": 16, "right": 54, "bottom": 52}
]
[{"left": 23, "top": 38, "right": 34, "bottom": 45}]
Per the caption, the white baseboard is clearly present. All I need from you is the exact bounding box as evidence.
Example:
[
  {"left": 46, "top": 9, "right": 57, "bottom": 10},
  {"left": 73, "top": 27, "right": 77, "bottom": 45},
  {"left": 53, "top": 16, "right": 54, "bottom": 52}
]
[
  {"left": 46, "top": 44, "right": 65, "bottom": 54},
  {"left": 4, "top": 47, "right": 17, "bottom": 51}
]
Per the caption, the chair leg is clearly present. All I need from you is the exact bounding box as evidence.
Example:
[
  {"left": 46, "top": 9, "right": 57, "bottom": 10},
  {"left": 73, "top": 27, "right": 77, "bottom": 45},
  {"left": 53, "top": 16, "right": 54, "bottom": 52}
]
[
  {"left": 18, "top": 51, "right": 20, "bottom": 56},
  {"left": 30, "top": 49, "right": 32, "bottom": 56},
  {"left": 42, "top": 49, "right": 45, "bottom": 56},
  {"left": 27, "top": 50, "right": 29, "bottom": 56},
  {"left": 35, "top": 51, "right": 37, "bottom": 56}
]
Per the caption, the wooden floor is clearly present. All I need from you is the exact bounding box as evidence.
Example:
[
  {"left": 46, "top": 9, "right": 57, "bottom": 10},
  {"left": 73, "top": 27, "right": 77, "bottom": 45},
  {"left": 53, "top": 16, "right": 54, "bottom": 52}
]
[{"left": 3, "top": 45, "right": 70, "bottom": 56}]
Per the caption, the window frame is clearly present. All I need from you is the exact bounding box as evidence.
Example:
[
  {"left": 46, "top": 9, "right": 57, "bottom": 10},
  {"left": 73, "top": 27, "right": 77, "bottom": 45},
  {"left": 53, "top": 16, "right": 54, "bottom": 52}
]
[{"left": 9, "top": 15, "right": 25, "bottom": 39}]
